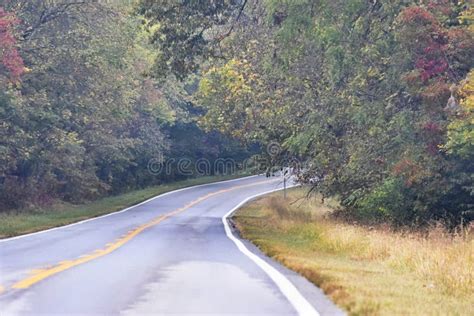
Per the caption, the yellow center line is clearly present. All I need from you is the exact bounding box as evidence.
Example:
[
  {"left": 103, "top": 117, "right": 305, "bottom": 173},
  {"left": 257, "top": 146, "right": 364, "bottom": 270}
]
[{"left": 9, "top": 179, "right": 278, "bottom": 291}]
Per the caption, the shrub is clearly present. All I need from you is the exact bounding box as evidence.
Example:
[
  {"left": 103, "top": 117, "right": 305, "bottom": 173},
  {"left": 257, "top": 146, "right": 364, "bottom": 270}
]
[{"left": 354, "top": 177, "right": 416, "bottom": 225}]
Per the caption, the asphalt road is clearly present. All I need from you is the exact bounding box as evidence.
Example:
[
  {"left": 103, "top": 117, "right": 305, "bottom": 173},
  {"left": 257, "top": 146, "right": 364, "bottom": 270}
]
[{"left": 0, "top": 175, "right": 343, "bottom": 316}]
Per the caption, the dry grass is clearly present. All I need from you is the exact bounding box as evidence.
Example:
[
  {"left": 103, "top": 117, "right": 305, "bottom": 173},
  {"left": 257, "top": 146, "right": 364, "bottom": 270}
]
[{"left": 233, "top": 188, "right": 474, "bottom": 315}]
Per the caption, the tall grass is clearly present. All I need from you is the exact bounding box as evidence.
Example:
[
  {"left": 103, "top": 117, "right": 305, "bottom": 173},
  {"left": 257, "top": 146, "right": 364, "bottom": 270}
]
[
  {"left": 235, "top": 188, "right": 474, "bottom": 314},
  {"left": 264, "top": 193, "right": 473, "bottom": 297}
]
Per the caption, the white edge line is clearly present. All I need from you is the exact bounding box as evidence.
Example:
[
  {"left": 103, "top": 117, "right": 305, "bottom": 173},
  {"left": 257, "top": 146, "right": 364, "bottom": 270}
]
[
  {"left": 222, "top": 185, "right": 320, "bottom": 316},
  {"left": 0, "top": 175, "right": 259, "bottom": 243}
]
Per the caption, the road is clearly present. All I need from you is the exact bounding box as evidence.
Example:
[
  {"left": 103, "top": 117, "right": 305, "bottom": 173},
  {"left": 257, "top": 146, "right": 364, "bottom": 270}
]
[{"left": 0, "top": 175, "right": 343, "bottom": 315}]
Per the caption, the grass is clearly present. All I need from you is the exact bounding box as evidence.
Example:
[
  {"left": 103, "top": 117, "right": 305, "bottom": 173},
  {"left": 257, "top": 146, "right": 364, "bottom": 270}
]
[
  {"left": 233, "top": 188, "right": 474, "bottom": 315},
  {"left": 0, "top": 174, "right": 247, "bottom": 238}
]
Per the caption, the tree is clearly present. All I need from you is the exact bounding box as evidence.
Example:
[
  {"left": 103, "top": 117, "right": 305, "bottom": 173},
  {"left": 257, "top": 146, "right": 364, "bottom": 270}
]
[
  {"left": 194, "top": 0, "right": 474, "bottom": 225},
  {"left": 0, "top": 6, "right": 23, "bottom": 82},
  {"left": 0, "top": 1, "right": 250, "bottom": 211},
  {"left": 137, "top": 0, "right": 247, "bottom": 79},
  {"left": 0, "top": 1, "right": 173, "bottom": 209}
]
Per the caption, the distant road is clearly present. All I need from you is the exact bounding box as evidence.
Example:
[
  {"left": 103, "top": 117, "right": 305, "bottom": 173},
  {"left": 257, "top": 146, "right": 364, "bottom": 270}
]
[{"left": 0, "top": 175, "right": 343, "bottom": 315}]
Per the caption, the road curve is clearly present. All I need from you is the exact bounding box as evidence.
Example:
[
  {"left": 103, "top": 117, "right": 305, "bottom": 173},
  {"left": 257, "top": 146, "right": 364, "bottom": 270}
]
[{"left": 0, "top": 175, "right": 343, "bottom": 315}]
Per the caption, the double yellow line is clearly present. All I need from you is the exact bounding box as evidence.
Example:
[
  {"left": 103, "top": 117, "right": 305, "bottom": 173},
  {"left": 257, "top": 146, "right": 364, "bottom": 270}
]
[{"left": 6, "top": 178, "right": 277, "bottom": 292}]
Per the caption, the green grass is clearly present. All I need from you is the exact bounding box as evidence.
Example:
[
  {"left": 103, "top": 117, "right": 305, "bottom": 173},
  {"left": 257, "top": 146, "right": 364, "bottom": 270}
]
[
  {"left": 0, "top": 174, "right": 247, "bottom": 238},
  {"left": 233, "top": 188, "right": 474, "bottom": 316}
]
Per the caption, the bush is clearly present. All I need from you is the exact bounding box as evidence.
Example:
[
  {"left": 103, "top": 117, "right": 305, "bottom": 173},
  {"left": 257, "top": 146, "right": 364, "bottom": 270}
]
[{"left": 354, "top": 177, "right": 416, "bottom": 225}]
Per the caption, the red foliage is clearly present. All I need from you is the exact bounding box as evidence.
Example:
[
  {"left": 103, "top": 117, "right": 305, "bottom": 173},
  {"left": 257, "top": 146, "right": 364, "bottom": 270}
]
[
  {"left": 447, "top": 28, "right": 473, "bottom": 49},
  {"left": 424, "top": 0, "right": 453, "bottom": 16},
  {"left": 398, "top": 5, "right": 451, "bottom": 82},
  {"left": 0, "top": 7, "right": 24, "bottom": 82},
  {"left": 446, "top": 28, "right": 474, "bottom": 67},
  {"left": 392, "top": 159, "right": 422, "bottom": 187},
  {"left": 415, "top": 56, "right": 448, "bottom": 81},
  {"left": 398, "top": 6, "right": 439, "bottom": 26}
]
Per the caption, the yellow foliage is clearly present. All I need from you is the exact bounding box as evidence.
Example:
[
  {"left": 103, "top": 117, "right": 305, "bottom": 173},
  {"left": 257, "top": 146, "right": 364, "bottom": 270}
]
[
  {"left": 459, "top": 6, "right": 474, "bottom": 32},
  {"left": 459, "top": 70, "right": 474, "bottom": 111},
  {"left": 444, "top": 70, "right": 474, "bottom": 157}
]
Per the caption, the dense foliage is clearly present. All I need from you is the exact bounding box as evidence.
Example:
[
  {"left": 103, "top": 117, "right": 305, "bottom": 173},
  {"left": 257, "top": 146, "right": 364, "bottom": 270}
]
[
  {"left": 0, "top": 1, "right": 247, "bottom": 211},
  {"left": 2, "top": 1, "right": 472, "bottom": 227},
  {"left": 143, "top": 0, "right": 473, "bottom": 226},
  {"left": 0, "top": 6, "right": 23, "bottom": 82}
]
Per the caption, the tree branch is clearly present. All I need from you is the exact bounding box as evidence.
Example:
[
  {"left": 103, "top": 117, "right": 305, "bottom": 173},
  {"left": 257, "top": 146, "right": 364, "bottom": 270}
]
[{"left": 217, "top": 0, "right": 248, "bottom": 41}]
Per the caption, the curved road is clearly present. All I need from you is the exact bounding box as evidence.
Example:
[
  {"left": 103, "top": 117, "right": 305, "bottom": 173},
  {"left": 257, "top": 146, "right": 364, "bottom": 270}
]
[{"left": 0, "top": 175, "right": 343, "bottom": 315}]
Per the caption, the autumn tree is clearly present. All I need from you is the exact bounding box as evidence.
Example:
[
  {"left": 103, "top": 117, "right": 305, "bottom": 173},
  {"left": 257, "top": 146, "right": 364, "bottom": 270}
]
[
  {"left": 0, "top": 7, "right": 23, "bottom": 82},
  {"left": 194, "top": 0, "right": 474, "bottom": 225}
]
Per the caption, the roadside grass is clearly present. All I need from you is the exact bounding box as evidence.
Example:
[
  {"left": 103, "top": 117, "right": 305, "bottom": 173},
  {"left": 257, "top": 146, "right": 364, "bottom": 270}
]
[
  {"left": 233, "top": 188, "right": 474, "bottom": 315},
  {"left": 0, "top": 174, "right": 247, "bottom": 238}
]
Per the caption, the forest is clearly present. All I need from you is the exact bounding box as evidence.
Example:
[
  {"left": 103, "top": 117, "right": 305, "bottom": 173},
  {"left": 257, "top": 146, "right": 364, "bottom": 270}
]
[
  {"left": 1, "top": 0, "right": 473, "bottom": 227},
  {"left": 0, "top": 1, "right": 249, "bottom": 212}
]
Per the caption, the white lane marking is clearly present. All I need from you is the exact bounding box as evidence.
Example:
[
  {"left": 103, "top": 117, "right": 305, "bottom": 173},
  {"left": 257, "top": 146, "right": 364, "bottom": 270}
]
[
  {"left": 0, "top": 175, "right": 259, "bottom": 243},
  {"left": 222, "top": 185, "right": 320, "bottom": 316}
]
